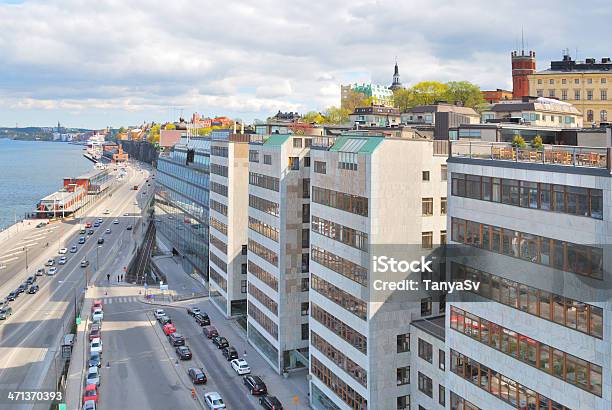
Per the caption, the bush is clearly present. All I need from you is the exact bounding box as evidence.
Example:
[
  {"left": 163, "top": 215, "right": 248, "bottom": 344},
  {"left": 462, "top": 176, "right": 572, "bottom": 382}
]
[
  {"left": 511, "top": 135, "right": 526, "bottom": 149},
  {"left": 531, "top": 135, "right": 544, "bottom": 150}
]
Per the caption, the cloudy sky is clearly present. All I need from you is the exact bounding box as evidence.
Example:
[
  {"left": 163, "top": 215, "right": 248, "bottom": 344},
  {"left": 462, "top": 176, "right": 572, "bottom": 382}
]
[{"left": 0, "top": 0, "right": 611, "bottom": 129}]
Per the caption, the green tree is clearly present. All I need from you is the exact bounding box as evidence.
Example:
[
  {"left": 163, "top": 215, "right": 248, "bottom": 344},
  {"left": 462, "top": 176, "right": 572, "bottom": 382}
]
[
  {"left": 511, "top": 135, "right": 526, "bottom": 149},
  {"left": 324, "top": 106, "right": 351, "bottom": 124},
  {"left": 302, "top": 111, "right": 326, "bottom": 124},
  {"left": 342, "top": 89, "right": 370, "bottom": 112},
  {"left": 445, "top": 81, "right": 485, "bottom": 108},
  {"left": 147, "top": 123, "right": 161, "bottom": 144},
  {"left": 410, "top": 81, "right": 449, "bottom": 106},
  {"left": 392, "top": 88, "right": 414, "bottom": 112},
  {"left": 531, "top": 135, "right": 544, "bottom": 150}
]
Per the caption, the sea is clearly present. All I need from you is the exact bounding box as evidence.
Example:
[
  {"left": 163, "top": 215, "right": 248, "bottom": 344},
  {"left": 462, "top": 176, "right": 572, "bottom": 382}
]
[{"left": 0, "top": 139, "right": 94, "bottom": 229}]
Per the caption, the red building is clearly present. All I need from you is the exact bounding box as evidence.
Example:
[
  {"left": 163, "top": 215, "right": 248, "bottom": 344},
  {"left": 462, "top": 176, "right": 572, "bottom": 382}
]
[
  {"left": 511, "top": 49, "right": 536, "bottom": 99},
  {"left": 482, "top": 89, "right": 513, "bottom": 104}
]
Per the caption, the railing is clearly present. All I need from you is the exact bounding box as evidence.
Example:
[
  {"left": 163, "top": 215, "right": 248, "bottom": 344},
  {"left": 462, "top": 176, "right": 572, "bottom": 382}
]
[
  {"left": 311, "top": 136, "right": 337, "bottom": 150},
  {"left": 249, "top": 134, "right": 265, "bottom": 144},
  {"left": 451, "top": 141, "right": 611, "bottom": 170}
]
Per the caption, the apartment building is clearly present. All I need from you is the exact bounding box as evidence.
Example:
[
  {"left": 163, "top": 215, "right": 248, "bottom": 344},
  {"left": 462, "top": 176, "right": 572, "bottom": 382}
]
[
  {"left": 246, "top": 133, "right": 312, "bottom": 373},
  {"left": 410, "top": 316, "right": 447, "bottom": 409},
  {"left": 308, "top": 133, "right": 448, "bottom": 410},
  {"left": 208, "top": 130, "right": 250, "bottom": 317},
  {"left": 155, "top": 136, "right": 210, "bottom": 278},
  {"left": 446, "top": 140, "right": 611, "bottom": 409}
]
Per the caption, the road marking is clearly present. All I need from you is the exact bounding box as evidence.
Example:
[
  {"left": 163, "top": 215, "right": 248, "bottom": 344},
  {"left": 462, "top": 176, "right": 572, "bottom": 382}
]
[{"left": 0, "top": 256, "right": 18, "bottom": 263}]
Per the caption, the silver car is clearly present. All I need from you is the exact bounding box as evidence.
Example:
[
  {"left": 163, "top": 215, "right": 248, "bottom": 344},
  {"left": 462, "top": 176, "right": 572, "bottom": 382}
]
[{"left": 86, "top": 366, "right": 100, "bottom": 386}]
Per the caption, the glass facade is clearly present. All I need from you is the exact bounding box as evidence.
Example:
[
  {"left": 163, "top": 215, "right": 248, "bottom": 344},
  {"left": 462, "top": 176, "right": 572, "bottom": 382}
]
[{"left": 155, "top": 139, "right": 210, "bottom": 279}]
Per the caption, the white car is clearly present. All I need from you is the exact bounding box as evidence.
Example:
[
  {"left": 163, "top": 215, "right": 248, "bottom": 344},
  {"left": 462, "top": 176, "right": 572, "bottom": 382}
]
[
  {"left": 230, "top": 358, "right": 251, "bottom": 375},
  {"left": 58, "top": 248, "right": 68, "bottom": 254},
  {"left": 133, "top": 201, "right": 138, "bottom": 205},
  {"left": 105, "top": 228, "right": 111, "bottom": 234},
  {"left": 47, "top": 267, "right": 57, "bottom": 275},
  {"left": 83, "top": 399, "right": 96, "bottom": 410},
  {"left": 92, "top": 309, "right": 104, "bottom": 321},
  {"left": 113, "top": 219, "right": 119, "bottom": 224},
  {"left": 123, "top": 213, "right": 129, "bottom": 216},
  {"left": 204, "top": 392, "right": 226, "bottom": 409},
  {"left": 85, "top": 366, "right": 100, "bottom": 386},
  {"left": 153, "top": 309, "right": 165, "bottom": 319},
  {"left": 46, "top": 259, "right": 55, "bottom": 266},
  {"left": 58, "top": 256, "right": 67, "bottom": 265},
  {"left": 90, "top": 338, "right": 103, "bottom": 354}
]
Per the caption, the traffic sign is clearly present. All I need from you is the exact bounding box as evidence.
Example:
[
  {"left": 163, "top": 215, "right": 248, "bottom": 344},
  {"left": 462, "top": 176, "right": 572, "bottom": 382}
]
[
  {"left": 76, "top": 317, "right": 81, "bottom": 325},
  {"left": 59, "top": 404, "right": 66, "bottom": 410}
]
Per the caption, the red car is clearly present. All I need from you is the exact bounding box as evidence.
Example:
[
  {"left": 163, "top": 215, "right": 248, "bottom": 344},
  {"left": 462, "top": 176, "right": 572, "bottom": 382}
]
[
  {"left": 163, "top": 323, "right": 177, "bottom": 335},
  {"left": 89, "top": 327, "right": 101, "bottom": 341},
  {"left": 83, "top": 384, "right": 98, "bottom": 404},
  {"left": 91, "top": 300, "right": 103, "bottom": 313},
  {"left": 85, "top": 222, "right": 92, "bottom": 228}
]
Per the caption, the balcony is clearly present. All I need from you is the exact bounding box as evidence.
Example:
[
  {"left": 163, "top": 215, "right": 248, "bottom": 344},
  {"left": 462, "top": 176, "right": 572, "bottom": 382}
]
[
  {"left": 310, "top": 136, "right": 337, "bottom": 150},
  {"left": 450, "top": 141, "right": 611, "bottom": 170}
]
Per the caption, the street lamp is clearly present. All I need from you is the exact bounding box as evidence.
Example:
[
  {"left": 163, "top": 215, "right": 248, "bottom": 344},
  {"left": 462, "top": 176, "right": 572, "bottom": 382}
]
[{"left": 23, "top": 246, "right": 28, "bottom": 272}]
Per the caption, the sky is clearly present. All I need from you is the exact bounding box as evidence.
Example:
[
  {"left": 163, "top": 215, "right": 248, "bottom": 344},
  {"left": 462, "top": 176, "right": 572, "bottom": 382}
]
[{"left": 0, "top": 0, "right": 611, "bottom": 129}]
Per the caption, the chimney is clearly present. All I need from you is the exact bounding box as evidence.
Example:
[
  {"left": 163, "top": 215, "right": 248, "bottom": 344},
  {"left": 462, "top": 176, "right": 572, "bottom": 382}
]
[
  {"left": 233, "top": 121, "right": 237, "bottom": 133},
  {"left": 241, "top": 121, "right": 244, "bottom": 134}
]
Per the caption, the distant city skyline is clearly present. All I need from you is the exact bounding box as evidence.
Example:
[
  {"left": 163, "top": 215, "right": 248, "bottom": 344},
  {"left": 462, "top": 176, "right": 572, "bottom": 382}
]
[{"left": 0, "top": 0, "right": 611, "bottom": 128}]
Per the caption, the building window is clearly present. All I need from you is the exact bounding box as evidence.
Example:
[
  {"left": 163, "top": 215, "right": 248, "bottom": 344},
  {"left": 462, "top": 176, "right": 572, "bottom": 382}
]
[
  {"left": 396, "top": 395, "right": 410, "bottom": 410},
  {"left": 302, "top": 253, "right": 309, "bottom": 273},
  {"left": 421, "top": 232, "right": 433, "bottom": 249},
  {"left": 301, "top": 277, "right": 309, "bottom": 292},
  {"left": 302, "top": 203, "right": 310, "bottom": 223},
  {"left": 249, "top": 150, "right": 259, "bottom": 163},
  {"left": 397, "top": 333, "right": 410, "bottom": 353},
  {"left": 562, "top": 78, "right": 567, "bottom": 84},
  {"left": 301, "top": 302, "right": 309, "bottom": 316},
  {"left": 293, "top": 138, "right": 302, "bottom": 148},
  {"left": 441, "top": 197, "right": 447, "bottom": 215},
  {"left": 314, "top": 161, "right": 326, "bottom": 174},
  {"left": 537, "top": 79, "right": 542, "bottom": 85},
  {"left": 602, "top": 78, "right": 607, "bottom": 84},
  {"left": 587, "top": 78, "right": 593, "bottom": 84},
  {"left": 302, "top": 178, "right": 310, "bottom": 198},
  {"left": 396, "top": 366, "right": 410, "bottom": 386},
  {"left": 241, "top": 280, "right": 247, "bottom": 294},
  {"left": 418, "top": 372, "right": 433, "bottom": 397},
  {"left": 312, "top": 186, "right": 368, "bottom": 216},
  {"left": 439, "top": 385, "right": 446, "bottom": 406},
  {"left": 587, "top": 110, "right": 594, "bottom": 122},
  {"left": 304, "top": 156, "right": 311, "bottom": 167},
  {"left": 242, "top": 245, "right": 248, "bottom": 255},
  {"left": 587, "top": 90, "right": 593, "bottom": 100},
  {"left": 441, "top": 165, "right": 447, "bottom": 181},
  {"left": 422, "top": 171, "right": 430, "bottom": 181},
  {"left": 312, "top": 216, "right": 369, "bottom": 251},
  {"left": 440, "top": 230, "right": 447, "bottom": 245},
  {"left": 575, "top": 90, "right": 581, "bottom": 100},
  {"left": 241, "top": 263, "right": 247, "bottom": 275},
  {"left": 561, "top": 89, "right": 568, "bottom": 100},
  {"left": 575, "top": 78, "right": 580, "bottom": 84},
  {"left": 439, "top": 349, "right": 445, "bottom": 370},
  {"left": 418, "top": 338, "right": 433, "bottom": 363},
  {"left": 302, "top": 229, "right": 310, "bottom": 248},
  {"left": 263, "top": 154, "right": 272, "bottom": 165},
  {"left": 311, "top": 331, "right": 367, "bottom": 387},
  {"left": 536, "top": 89, "right": 543, "bottom": 97},
  {"left": 549, "top": 79, "right": 554, "bottom": 85},
  {"left": 548, "top": 89, "right": 555, "bottom": 98},
  {"left": 601, "top": 110, "right": 608, "bottom": 122},
  {"left": 422, "top": 198, "right": 433, "bottom": 216},
  {"left": 421, "top": 297, "right": 432, "bottom": 316},
  {"left": 289, "top": 157, "right": 300, "bottom": 170},
  {"left": 601, "top": 90, "right": 607, "bottom": 101},
  {"left": 301, "top": 323, "right": 309, "bottom": 340}
]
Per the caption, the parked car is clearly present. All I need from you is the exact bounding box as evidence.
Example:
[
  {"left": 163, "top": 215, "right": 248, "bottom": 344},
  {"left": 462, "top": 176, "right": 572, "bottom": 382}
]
[
  {"left": 91, "top": 300, "right": 103, "bottom": 312},
  {"left": 194, "top": 313, "right": 210, "bottom": 326},
  {"left": 187, "top": 306, "right": 201, "bottom": 316},
  {"left": 6, "top": 292, "right": 17, "bottom": 301},
  {"left": 243, "top": 375, "right": 267, "bottom": 395},
  {"left": 230, "top": 358, "right": 251, "bottom": 375},
  {"left": 85, "top": 222, "right": 92, "bottom": 228},
  {"left": 162, "top": 323, "right": 176, "bottom": 336},
  {"left": 159, "top": 315, "right": 172, "bottom": 326},
  {"left": 204, "top": 325, "right": 218, "bottom": 339},
  {"left": 153, "top": 309, "right": 165, "bottom": 319},
  {"left": 58, "top": 256, "right": 67, "bottom": 265},
  {"left": 27, "top": 285, "right": 39, "bottom": 294},
  {"left": 92, "top": 309, "right": 103, "bottom": 321},
  {"left": 204, "top": 392, "right": 226, "bottom": 409},
  {"left": 82, "top": 400, "right": 96, "bottom": 410},
  {"left": 212, "top": 336, "right": 229, "bottom": 349},
  {"left": 89, "top": 351, "right": 101, "bottom": 368},
  {"left": 85, "top": 366, "right": 100, "bottom": 387},
  {"left": 0, "top": 299, "right": 8, "bottom": 309},
  {"left": 187, "top": 367, "right": 207, "bottom": 384},
  {"left": 59, "top": 247, "right": 68, "bottom": 254},
  {"left": 168, "top": 333, "right": 185, "bottom": 346},
  {"left": 83, "top": 384, "right": 99, "bottom": 404},
  {"left": 47, "top": 267, "right": 57, "bottom": 275},
  {"left": 0, "top": 307, "right": 13, "bottom": 320},
  {"left": 17, "top": 284, "right": 27, "bottom": 293},
  {"left": 36, "top": 268, "right": 46, "bottom": 276},
  {"left": 222, "top": 346, "right": 238, "bottom": 361},
  {"left": 259, "top": 395, "right": 283, "bottom": 410},
  {"left": 175, "top": 345, "right": 192, "bottom": 360},
  {"left": 89, "top": 327, "right": 101, "bottom": 341},
  {"left": 113, "top": 219, "right": 119, "bottom": 224},
  {"left": 46, "top": 259, "right": 55, "bottom": 266},
  {"left": 90, "top": 338, "right": 103, "bottom": 354},
  {"left": 80, "top": 260, "right": 90, "bottom": 268}
]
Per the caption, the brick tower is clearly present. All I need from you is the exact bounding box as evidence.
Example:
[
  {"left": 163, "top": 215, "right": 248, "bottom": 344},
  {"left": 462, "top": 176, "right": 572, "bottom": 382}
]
[{"left": 511, "top": 49, "right": 536, "bottom": 99}]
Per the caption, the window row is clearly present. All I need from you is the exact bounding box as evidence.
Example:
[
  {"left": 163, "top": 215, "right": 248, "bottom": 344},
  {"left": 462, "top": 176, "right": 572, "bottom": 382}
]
[
  {"left": 210, "top": 199, "right": 228, "bottom": 216},
  {"left": 311, "top": 356, "right": 367, "bottom": 410},
  {"left": 311, "top": 304, "right": 367, "bottom": 354},
  {"left": 209, "top": 233, "right": 227, "bottom": 255},
  {"left": 210, "top": 181, "right": 228, "bottom": 197},
  {"left": 312, "top": 186, "right": 368, "bottom": 217},
  {"left": 249, "top": 172, "right": 279, "bottom": 192},
  {"left": 451, "top": 263, "right": 603, "bottom": 338},
  {"left": 450, "top": 391, "right": 480, "bottom": 410},
  {"left": 209, "top": 251, "right": 227, "bottom": 273},
  {"left": 248, "top": 216, "right": 279, "bottom": 242},
  {"left": 450, "top": 349, "right": 572, "bottom": 410},
  {"left": 249, "top": 194, "right": 279, "bottom": 217},
  {"left": 538, "top": 77, "right": 608, "bottom": 85},
  {"left": 157, "top": 158, "right": 209, "bottom": 187},
  {"left": 311, "top": 274, "right": 367, "bottom": 320},
  {"left": 311, "top": 246, "right": 368, "bottom": 287},
  {"left": 422, "top": 197, "right": 447, "bottom": 216},
  {"left": 338, "top": 152, "right": 358, "bottom": 171},
  {"left": 209, "top": 266, "right": 227, "bottom": 293},
  {"left": 451, "top": 173, "right": 603, "bottom": 219},
  {"left": 311, "top": 331, "right": 367, "bottom": 387},
  {"left": 210, "top": 163, "right": 228, "bottom": 178},
  {"left": 248, "top": 239, "right": 278, "bottom": 267},
  {"left": 586, "top": 109, "right": 609, "bottom": 122},
  {"left": 312, "top": 216, "right": 368, "bottom": 252},
  {"left": 248, "top": 301, "right": 278, "bottom": 340},
  {"left": 248, "top": 283, "right": 278, "bottom": 315},
  {"left": 451, "top": 218, "right": 604, "bottom": 279},
  {"left": 209, "top": 217, "right": 227, "bottom": 236},
  {"left": 247, "top": 260, "right": 278, "bottom": 292},
  {"left": 210, "top": 146, "right": 228, "bottom": 157},
  {"left": 450, "top": 306, "right": 602, "bottom": 396}
]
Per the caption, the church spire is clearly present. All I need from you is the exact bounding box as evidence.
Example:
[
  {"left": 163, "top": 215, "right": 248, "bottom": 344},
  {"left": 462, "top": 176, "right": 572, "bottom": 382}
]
[{"left": 389, "top": 58, "right": 403, "bottom": 90}]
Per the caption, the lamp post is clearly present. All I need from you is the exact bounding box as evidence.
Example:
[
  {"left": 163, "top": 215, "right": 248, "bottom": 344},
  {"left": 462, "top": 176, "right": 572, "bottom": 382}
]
[{"left": 23, "top": 246, "right": 29, "bottom": 273}]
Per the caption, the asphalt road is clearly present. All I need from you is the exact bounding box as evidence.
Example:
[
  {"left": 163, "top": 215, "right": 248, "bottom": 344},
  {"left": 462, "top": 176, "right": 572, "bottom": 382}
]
[{"left": 0, "top": 162, "right": 150, "bottom": 410}]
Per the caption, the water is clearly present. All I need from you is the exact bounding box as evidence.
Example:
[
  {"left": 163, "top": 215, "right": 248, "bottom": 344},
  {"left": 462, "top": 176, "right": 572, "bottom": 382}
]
[{"left": 0, "top": 139, "right": 94, "bottom": 229}]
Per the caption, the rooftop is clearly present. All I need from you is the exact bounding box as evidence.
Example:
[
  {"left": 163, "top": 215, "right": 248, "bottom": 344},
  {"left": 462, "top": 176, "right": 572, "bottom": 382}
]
[
  {"left": 411, "top": 315, "right": 445, "bottom": 341},
  {"left": 407, "top": 103, "right": 479, "bottom": 116},
  {"left": 488, "top": 97, "right": 581, "bottom": 115}
]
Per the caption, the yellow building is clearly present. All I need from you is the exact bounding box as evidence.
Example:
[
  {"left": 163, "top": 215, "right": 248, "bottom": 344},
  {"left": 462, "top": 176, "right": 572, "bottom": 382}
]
[{"left": 528, "top": 54, "right": 612, "bottom": 126}]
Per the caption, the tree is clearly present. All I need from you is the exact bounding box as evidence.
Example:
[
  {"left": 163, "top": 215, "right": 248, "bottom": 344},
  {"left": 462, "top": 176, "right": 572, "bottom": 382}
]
[
  {"left": 323, "top": 106, "right": 351, "bottom": 124},
  {"left": 165, "top": 123, "right": 176, "bottom": 130},
  {"left": 302, "top": 111, "right": 326, "bottom": 124},
  {"left": 342, "top": 89, "right": 370, "bottom": 112},
  {"left": 147, "top": 123, "right": 161, "bottom": 144},
  {"left": 445, "top": 81, "right": 485, "bottom": 108},
  {"left": 410, "top": 81, "right": 449, "bottom": 106},
  {"left": 392, "top": 88, "right": 414, "bottom": 112},
  {"left": 511, "top": 135, "right": 526, "bottom": 149},
  {"left": 531, "top": 135, "right": 544, "bottom": 150}
]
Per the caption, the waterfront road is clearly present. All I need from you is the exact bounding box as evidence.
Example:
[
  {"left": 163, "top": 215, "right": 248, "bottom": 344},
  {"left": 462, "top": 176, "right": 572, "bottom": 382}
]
[{"left": 0, "top": 162, "right": 150, "bottom": 410}]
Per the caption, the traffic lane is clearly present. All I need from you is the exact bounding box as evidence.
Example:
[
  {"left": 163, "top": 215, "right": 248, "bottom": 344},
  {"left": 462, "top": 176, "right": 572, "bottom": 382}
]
[
  {"left": 164, "top": 307, "right": 259, "bottom": 409},
  {"left": 96, "top": 301, "right": 198, "bottom": 410}
]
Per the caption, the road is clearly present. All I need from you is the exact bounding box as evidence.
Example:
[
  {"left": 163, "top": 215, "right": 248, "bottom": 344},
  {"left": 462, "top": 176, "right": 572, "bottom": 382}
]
[{"left": 0, "top": 161, "right": 151, "bottom": 410}]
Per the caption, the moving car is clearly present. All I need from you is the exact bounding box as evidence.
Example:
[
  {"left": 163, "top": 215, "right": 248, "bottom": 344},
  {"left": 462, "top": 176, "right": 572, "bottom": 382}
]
[
  {"left": 103, "top": 209, "right": 110, "bottom": 215},
  {"left": 78, "top": 237, "right": 86, "bottom": 244},
  {"left": 89, "top": 327, "right": 101, "bottom": 341},
  {"left": 36, "top": 222, "right": 46, "bottom": 228},
  {"left": 159, "top": 315, "right": 172, "bottom": 326},
  {"left": 162, "top": 323, "right": 176, "bottom": 336},
  {"left": 153, "top": 309, "right": 165, "bottom": 319},
  {"left": 230, "top": 358, "right": 251, "bottom": 375},
  {"left": 89, "top": 351, "right": 101, "bottom": 368},
  {"left": 204, "top": 325, "right": 218, "bottom": 339},
  {"left": 212, "top": 336, "right": 229, "bottom": 349},
  {"left": 26, "top": 276, "right": 36, "bottom": 285},
  {"left": 6, "top": 292, "right": 17, "bottom": 301},
  {"left": 0, "top": 307, "right": 13, "bottom": 320},
  {"left": 90, "top": 338, "right": 103, "bottom": 354},
  {"left": 187, "top": 306, "right": 201, "bottom": 316},
  {"left": 93, "top": 222, "right": 100, "bottom": 228},
  {"left": 187, "top": 367, "right": 207, "bottom": 384},
  {"left": 17, "top": 284, "right": 27, "bottom": 293},
  {"left": 80, "top": 260, "right": 90, "bottom": 268},
  {"left": 87, "top": 229, "right": 94, "bottom": 235},
  {"left": 222, "top": 346, "right": 238, "bottom": 361},
  {"left": 85, "top": 222, "right": 92, "bottom": 228},
  {"left": 46, "top": 259, "right": 55, "bottom": 266},
  {"left": 27, "top": 285, "right": 39, "bottom": 294},
  {"left": 126, "top": 225, "right": 133, "bottom": 231},
  {"left": 85, "top": 366, "right": 100, "bottom": 387},
  {"left": 96, "top": 218, "right": 103, "bottom": 224},
  {"left": 70, "top": 245, "right": 78, "bottom": 253},
  {"left": 259, "top": 395, "right": 283, "bottom": 410},
  {"left": 113, "top": 219, "right": 119, "bottom": 224},
  {"left": 204, "top": 392, "right": 225, "bottom": 409},
  {"left": 91, "top": 300, "right": 103, "bottom": 312},
  {"left": 168, "top": 333, "right": 185, "bottom": 346},
  {"left": 79, "top": 229, "right": 87, "bottom": 235},
  {"left": 194, "top": 313, "right": 210, "bottom": 326},
  {"left": 105, "top": 228, "right": 111, "bottom": 234},
  {"left": 47, "top": 267, "right": 57, "bottom": 275},
  {"left": 175, "top": 345, "right": 192, "bottom": 360},
  {"left": 83, "top": 384, "right": 98, "bottom": 404},
  {"left": 36, "top": 268, "right": 46, "bottom": 276},
  {"left": 97, "top": 238, "right": 104, "bottom": 244},
  {"left": 58, "top": 256, "right": 67, "bottom": 265},
  {"left": 59, "top": 247, "right": 68, "bottom": 254},
  {"left": 243, "top": 375, "right": 267, "bottom": 395}
]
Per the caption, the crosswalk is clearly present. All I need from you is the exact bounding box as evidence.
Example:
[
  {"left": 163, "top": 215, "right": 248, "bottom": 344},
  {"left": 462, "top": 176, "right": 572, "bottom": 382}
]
[{"left": 101, "top": 296, "right": 140, "bottom": 305}]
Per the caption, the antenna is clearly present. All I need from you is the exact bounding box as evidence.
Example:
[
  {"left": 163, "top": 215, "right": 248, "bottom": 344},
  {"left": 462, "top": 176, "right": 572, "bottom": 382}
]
[{"left": 521, "top": 27, "right": 525, "bottom": 54}]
